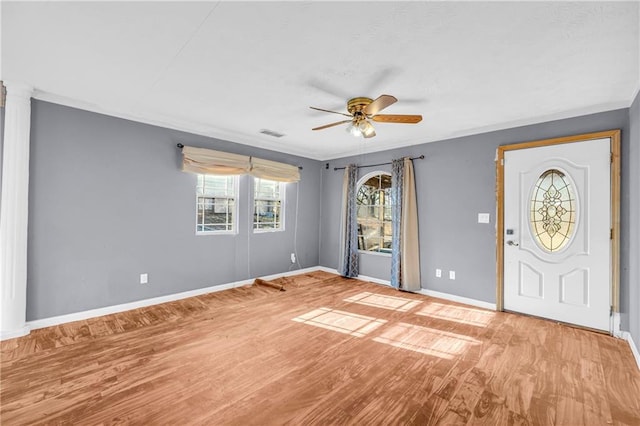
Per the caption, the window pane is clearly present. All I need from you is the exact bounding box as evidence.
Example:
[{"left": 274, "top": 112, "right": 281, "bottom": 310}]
[
  {"left": 370, "top": 206, "right": 381, "bottom": 220},
  {"left": 255, "top": 178, "right": 280, "bottom": 199},
  {"left": 380, "top": 174, "right": 392, "bottom": 189},
  {"left": 356, "top": 172, "right": 394, "bottom": 253},
  {"left": 383, "top": 235, "right": 392, "bottom": 249},
  {"left": 254, "top": 199, "right": 281, "bottom": 229},
  {"left": 363, "top": 175, "right": 380, "bottom": 189},
  {"left": 253, "top": 178, "right": 283, "bottom": 230},
  {"left": 361, "top": 224, "right": 382, "bottom": 238},
  {"left": 196, "top": 175, "right": 236, "bottom": 233},
  {"left": 383, "top": 222, "right": 392, "bottom": 237},
  {"left": 383, "top": 206, "right": 392, "bottom": 221},
  {"left": 197, "top": 196, "right": 235, "bottom": 232},
  {"left": 198, "top": 175, "right": 235, "bottom": 197}
]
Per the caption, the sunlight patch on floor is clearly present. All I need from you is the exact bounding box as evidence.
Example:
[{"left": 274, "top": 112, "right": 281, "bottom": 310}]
[
  {"left": 292, "top": 308, "right": 387, "bottom": 337},
  {"left": 344, "top": 292, "right": 422, "bottom": 312},
  {"left": 415, "top": 302, "right": 496, "bottom": 327},
  {"left": 373, "top": 322, "right": 481, "bottom": 359}
]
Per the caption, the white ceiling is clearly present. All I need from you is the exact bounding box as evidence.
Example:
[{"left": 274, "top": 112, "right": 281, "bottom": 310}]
[{"left": 2, "top": 1, "right": 639, "bottom": 160}]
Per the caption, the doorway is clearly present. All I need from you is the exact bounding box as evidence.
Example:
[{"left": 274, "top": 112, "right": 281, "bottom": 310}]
[{"left": 496, "top": 130, "right": 620, "bottom": 332}]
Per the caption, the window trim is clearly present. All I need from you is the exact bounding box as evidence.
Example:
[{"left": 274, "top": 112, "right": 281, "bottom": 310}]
[
  {"left": 356, "top": 170, "right": 393, "bottom": 256},
  {"left": 195, "top": 174, "right": 239, "bottom": 236},
  {"left": 253, "top": 177, "right": 286, "bottom": 233}
]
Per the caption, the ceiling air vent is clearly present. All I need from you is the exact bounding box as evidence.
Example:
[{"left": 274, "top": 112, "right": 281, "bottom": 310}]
[{"left": 260, "top": 129, "right": 285, "bottom": 138}]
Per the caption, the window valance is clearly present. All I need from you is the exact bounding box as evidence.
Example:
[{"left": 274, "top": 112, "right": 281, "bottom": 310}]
[
  {"left": 249, "top": 156, "right": 300, "bottom": 183},
  {"left": 182, "top": 146, "right": 249, "bottom": 176},
  {"left": 181, "top": 145, "right": 300, "bottom": 182}
]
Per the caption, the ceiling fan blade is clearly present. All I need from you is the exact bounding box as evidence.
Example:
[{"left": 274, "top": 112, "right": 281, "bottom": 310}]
[
  {"left": 372, "top": 114, "right": 422, "bottom": 124},
  {"left": 309, "top": 106, "right": 352, "bottom": 117},
  {"left": 364, "top": 94, "right": 397, "bottom": 116},
  {"left": 361, "top": 121, "right": 376, "bottom": 138},
  {"left": 312, "top": 119, "right": 352, "bottom": 131}
]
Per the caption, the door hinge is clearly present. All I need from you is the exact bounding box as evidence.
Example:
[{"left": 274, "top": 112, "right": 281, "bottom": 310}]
[
  {"left": 610, "top": 228, "right": 614, "bottom": 240},
  {"left": 611, "top": 152, "right": 614, "bottom": 163}
]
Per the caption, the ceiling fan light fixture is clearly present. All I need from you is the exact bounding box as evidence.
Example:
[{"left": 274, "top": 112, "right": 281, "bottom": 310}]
[
  {"left": 360, "top": 121, "right": 376, "bottom": 138},
  {"left": 346, "top": 122, "right": 362, "bottom": 137}
]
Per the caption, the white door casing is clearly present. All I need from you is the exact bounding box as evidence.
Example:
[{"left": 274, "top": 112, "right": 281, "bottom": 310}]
[{"left": 503, "top": 137, "right": 611, "bottom": 331}]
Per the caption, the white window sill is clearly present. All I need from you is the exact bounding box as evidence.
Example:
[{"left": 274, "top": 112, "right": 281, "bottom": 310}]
[
  {"left": 359, "top": 250, "right": 392, "bottom": 257},
  {"left": 253, "top": 228, "right": 284, "bottom": 234},
  {"left": 196, "top": 231, "right": 237, "bottom": 236}
]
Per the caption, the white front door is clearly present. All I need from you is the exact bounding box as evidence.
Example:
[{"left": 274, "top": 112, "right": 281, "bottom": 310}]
[{"left": 503, "top": 137, "right": 611, "bottom": 331}]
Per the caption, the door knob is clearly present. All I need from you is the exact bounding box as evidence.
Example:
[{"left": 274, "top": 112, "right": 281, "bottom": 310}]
[{"left": 507, "top": 240, "right": 519, "bottom": 246}]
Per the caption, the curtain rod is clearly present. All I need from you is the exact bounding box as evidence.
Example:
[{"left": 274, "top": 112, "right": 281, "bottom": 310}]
[
  {"left": 176, "top": 143, "right": 303, "bottom": 170},
  {"left": 332, "top": 155, "right": 425, "bottom": 171}
]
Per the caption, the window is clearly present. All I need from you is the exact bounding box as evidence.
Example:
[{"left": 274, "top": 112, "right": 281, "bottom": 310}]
[
  {"left": 196, "top": 174, "right": 237, "bottom": 234},
  {"left": 356, "top": 172, "right": 393, "bottom": 253},
  {"left": 254, "top": 178, "right": 284, "bottom": 231},
  {"left": 530, "top": 169, "right": 577, "bottom": 252}
]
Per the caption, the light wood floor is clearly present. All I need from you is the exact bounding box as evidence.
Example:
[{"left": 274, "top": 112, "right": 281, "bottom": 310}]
[{"left": 2, "top": 271, "right": 639, "bottom": 425}]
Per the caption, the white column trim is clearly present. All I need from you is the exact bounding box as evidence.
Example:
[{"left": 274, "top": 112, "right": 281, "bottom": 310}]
[{"left": 0, "top": 81, "right": 33, "bottom": 340}]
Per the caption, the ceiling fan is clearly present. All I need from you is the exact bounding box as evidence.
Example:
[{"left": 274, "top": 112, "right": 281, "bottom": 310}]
[{"left": 310, "top": 94, "right": 422, "bottom": 138}]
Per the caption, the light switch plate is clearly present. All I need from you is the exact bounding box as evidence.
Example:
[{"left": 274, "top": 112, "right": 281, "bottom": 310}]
[
  {"left": 478, "top": 213, "right": 490, "bottom": 223},
  {"left": 449, "top": 270, "right": 456, "bottom": 280}
]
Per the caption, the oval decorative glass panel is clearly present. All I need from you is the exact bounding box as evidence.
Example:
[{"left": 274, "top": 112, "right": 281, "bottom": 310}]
[{"left": 530, "top": 169, "right": 577, "bottom": 252}]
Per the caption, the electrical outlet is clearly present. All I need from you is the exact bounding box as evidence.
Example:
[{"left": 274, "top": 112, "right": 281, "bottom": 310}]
[
  {"left": 478, "top": 213, "right": 490, "bottom": 223},
  {"left": 435, "top": 268, "right": 442, "bottom": 278},
  {"left": 449, "top": 270, "right": 456, "bottom": 280},
  {"left": 290, "top": 253, "right": 296, "bottom": 263},
  {"left": 140, "top": 273, "right": 148, "bottom": 284}
]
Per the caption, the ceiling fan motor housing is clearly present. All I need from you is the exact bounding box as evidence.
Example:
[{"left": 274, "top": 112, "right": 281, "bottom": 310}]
[{"left": 347, "top": 97, "right": 373, "bottom": 118}]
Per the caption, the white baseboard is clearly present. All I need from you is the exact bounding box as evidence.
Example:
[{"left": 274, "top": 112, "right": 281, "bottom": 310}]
[
  {"left": 321, "top": 266, "right": 496, "bottom": 310},
  {"left": 620, "top": 331, "right": 640, "bottom": 371},
  {"left": 0, "top": 325, "right": 31, "bottom": 341},
  {"left": 16, "top": 266, "right": 491, "bottom": 337},
  {"left": 416, "top": 289, "right": 497, "bottom": 311},
  {"left": 357, "top": 273, "right": 393, "bottom": 287},
  {"left": 315, "top": 267, "right": 393, "bottom": 287},
  {"left": 26, "top": 266, "right": 323, "bottom": 332},
  {"left": 314, "top": 266, "right": 339, "bottom": 274}
]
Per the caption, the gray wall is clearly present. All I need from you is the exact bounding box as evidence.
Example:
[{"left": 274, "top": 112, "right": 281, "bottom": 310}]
[
  {"left": 24, "top": 96, "right": 640, "bottom": 337},
  {"left": 320, "top": 109, "right": 635, "bottom": 331},
  {"left": 629, "top": 90, "right": 640, "bottom": 344},
  {"left": 27, "top": 100, "right": 321, "bottom": 321}
]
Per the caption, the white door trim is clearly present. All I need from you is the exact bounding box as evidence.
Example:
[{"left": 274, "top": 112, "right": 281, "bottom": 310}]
[{"left": 496, "top": 130, "right": 621, "bottom": 334}]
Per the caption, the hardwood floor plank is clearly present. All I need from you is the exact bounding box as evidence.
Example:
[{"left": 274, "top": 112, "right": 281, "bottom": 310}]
[
  {"left": 580, "top": 357, "right": 613, "bottom": 424},
  {"left": 2, "top": 273, "right": 639, "bottom": 425},
  {"left": 598, "top": 335, "right": 640, "bottom": 425}
]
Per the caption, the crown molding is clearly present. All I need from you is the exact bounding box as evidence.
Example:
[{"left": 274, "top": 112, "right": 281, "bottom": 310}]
[{"left": 31, "top": 90, "right": 325, "bottom": 161}]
